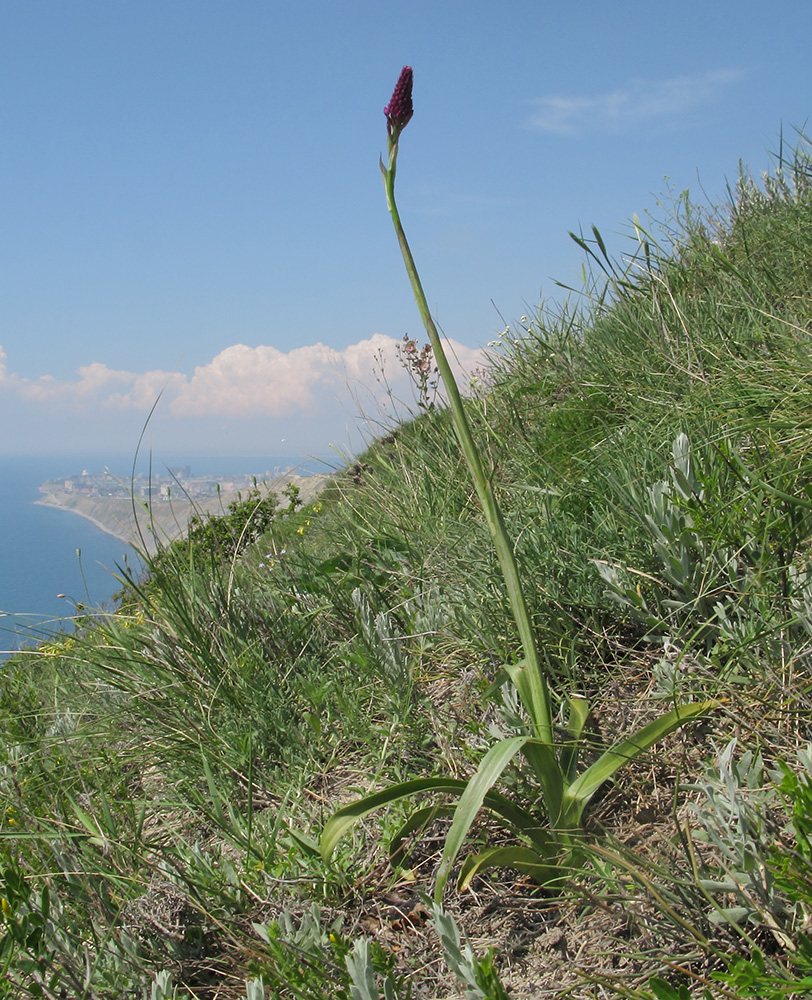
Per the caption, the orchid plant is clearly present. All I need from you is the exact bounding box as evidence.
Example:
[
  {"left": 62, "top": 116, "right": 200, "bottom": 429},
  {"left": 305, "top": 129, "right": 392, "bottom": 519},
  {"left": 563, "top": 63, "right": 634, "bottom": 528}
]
[{"left": 321, "top": 67, "right": 713, "bottom": 900}]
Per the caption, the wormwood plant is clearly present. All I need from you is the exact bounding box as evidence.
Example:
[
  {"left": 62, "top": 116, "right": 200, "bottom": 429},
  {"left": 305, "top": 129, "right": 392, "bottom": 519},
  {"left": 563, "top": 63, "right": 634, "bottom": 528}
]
[
  {"left": 345, "top": 902, "right": 508, "bottom": 999},
  {"left": 321, "top": 67, "right": 713, "bottom": 899}
]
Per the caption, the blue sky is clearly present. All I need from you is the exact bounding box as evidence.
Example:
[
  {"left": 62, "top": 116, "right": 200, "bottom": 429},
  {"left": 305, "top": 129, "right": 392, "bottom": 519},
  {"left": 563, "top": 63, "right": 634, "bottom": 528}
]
[{"left": 1, "top": 0, "right": 809, "bottom": 460}]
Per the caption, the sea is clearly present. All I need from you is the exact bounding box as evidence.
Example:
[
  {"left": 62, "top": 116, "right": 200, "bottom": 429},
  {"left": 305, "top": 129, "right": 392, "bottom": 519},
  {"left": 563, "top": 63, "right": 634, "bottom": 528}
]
[{"left": 0, "top": 454, "right": 329, "bottom": 657}]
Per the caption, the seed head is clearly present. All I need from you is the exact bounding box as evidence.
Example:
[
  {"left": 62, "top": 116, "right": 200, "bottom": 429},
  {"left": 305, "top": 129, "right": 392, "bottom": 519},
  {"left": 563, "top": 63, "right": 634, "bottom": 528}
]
[{"left": 384, "top": 66, "right": 414, "bottom": 138}]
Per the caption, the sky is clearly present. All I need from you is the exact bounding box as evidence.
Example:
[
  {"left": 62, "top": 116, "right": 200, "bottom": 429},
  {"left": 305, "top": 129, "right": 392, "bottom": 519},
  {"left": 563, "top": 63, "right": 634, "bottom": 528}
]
[{"left": 1, "top": 0, "right": 809, "bottom": 463}]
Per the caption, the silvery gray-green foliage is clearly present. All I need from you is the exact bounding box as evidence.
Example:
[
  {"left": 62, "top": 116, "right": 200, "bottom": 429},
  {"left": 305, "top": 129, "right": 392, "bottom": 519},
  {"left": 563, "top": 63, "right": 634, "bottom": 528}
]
[
  {"left": 244, "top": 977, "right": 266, "bottom": 1000},
  {"left": 595, "top": 434, "right": 711, "bottom": 633},
  {"left": 151, "top": 971, "right": 177, "bottom": 1000},
  {"left": 346, "top": 938, "right": 398, "bottom": 1000},
  {"left": 255, "top": 901, "right": 344, "bottom": 956},
  {"left": 651, "top": 640, "right": 710, "bottom": 702},
  {"left": 688, "top": 738, "right": 786, "bottom": 927},
  {"left": 399, "top": 578, "right": 450, "bottom": 655},
  {"left": 343, "top": 905, "right": 510, "bottom": 1000},
  {"left": 351, "top": 588, "right": 413, "bottom": 714},
  {"left": 595, "top": 433, "right": 759, "bottom": 650},
  {"left": 492, "top": 677, "right": 530, "bottom": 737},
  {"left": 0, "top": 851, "right": 146, "bottom": 999},
  {"left": 253, "top": 903, "right": 359, "bottom": 998},
  {"left": 646, "top": 433, "right": 715, "bottom": 603},
  {"left": 156, "top": 973, "right": 265, "bottom": 999},
  {"left": 429, "top": 902, "right": 511, "bottom": 1000}
]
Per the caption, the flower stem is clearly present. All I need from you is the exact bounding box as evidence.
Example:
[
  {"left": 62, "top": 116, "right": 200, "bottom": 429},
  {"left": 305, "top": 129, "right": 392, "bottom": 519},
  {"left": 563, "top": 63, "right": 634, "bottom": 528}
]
[{"left": 381, "top": 140, "right": 553, "bottom": 747}]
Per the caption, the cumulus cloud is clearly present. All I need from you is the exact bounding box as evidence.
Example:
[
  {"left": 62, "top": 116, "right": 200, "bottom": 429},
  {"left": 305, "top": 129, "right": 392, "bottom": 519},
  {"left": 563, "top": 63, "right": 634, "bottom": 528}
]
[
  {"left": 0, "top": 334, "right": 486, "bottom": 420},
  {"left": 169, "top": 341, "right": 353, "bottom": 418},
  {"left": 526, "top": 69, "right": 743, "bottom": 135}
]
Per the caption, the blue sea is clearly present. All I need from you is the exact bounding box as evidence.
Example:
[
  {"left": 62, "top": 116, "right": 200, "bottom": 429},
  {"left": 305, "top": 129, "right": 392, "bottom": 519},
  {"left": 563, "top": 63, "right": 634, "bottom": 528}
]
[{"left": 0, "top": 454, "right": 328, "bottom": 657}]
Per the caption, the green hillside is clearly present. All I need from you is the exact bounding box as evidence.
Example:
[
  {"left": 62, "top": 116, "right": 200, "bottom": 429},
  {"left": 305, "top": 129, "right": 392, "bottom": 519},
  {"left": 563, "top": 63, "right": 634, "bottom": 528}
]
[{"left": 2, "top": 132, "right": 812, "bottom": 999}]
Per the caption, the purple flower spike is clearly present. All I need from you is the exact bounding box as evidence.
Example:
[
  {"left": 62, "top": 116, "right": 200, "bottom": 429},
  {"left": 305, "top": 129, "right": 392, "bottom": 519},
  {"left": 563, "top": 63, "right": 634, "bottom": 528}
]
[{"left": 384, "top": 66, "right": 414, "bottom": 137}]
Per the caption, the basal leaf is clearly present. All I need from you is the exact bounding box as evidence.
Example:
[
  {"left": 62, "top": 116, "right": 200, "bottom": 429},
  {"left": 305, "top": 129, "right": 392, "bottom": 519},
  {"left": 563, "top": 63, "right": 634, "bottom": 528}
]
[
  {"left": 433, "top": 736, "right": 528, "bottom": 901},
  {"left": 458, "top": 845, "right": 561, "bottom": 892},
  {"left": 320, "top": 777, "right": 469, "bottom": 862},
  {"left": 562, "top": 700, "right": 714, "bottom": 824}
]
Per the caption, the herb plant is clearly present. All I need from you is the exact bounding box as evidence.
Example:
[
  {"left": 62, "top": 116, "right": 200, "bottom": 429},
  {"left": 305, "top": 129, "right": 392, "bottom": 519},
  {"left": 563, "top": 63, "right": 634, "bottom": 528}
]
[{"left": 321, "top": 66, "right": 713, "bottom": 900}]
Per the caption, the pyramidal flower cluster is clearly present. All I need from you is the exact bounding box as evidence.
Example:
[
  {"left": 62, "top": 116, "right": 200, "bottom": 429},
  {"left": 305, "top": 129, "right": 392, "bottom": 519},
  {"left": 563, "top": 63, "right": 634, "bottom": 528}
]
[{"left": 384, "top": 65, "right": 413, "bottom": 140}]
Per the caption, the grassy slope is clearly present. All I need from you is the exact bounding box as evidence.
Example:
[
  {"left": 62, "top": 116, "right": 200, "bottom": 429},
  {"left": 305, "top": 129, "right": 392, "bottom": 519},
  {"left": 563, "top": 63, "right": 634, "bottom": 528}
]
[{"left": 2, "top": 136, "right": 812, "bottom": 999}]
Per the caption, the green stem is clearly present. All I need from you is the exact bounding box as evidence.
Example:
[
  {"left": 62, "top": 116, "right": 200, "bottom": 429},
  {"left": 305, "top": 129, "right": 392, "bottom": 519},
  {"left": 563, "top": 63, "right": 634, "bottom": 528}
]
[{"left": 381, "top": 139, "right": 553, "bottom": 748}]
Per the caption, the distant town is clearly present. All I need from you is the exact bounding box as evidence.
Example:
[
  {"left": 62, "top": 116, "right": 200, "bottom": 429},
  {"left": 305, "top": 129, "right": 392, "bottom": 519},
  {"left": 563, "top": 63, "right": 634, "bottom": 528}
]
[
  {"left": 35, "top": 464, "right": 330, "bottom": 554},
  {"left": 41, "top": 465, "right": 303, "bottom": 503}
]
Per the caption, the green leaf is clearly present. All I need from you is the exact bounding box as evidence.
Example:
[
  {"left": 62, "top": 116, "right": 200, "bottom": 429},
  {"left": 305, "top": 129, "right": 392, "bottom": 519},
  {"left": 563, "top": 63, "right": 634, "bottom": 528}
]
[
  {"left": 321, "top": 777, "right": 470, "bottom": 862},
  {"left": 566, "top": 694, "right": 591, "bottom": 742},
  {"left": 202, "top": 755, "right": 226, "bottom": 828},
  {"left": 458, "top": 845, "right": 559, "bottom": 892},
  {"left": 284, "top": 826, "right": 321, "bottom": 857},
  {"left": 476, "top": 791, "right": 554, "bottom": 853},
  {"left": 504, "top": 659, "right": 562, "bottom": 803},
  {"left": 322, "top": 773, "right": 554, "bottom": 870},
  {"left": 708, "top": 906, "right": 751, "bottom": 926},
  {"left": 562, "top": 700, "right": 714, "bottom": 825},
  {"left": 389, "top": 804, "right": 452, "bottom": 868},
  {"left": 518, "top": 738, "right": 564, "bottom": 818},
  {"left": 70, "top": 802, "right": 108, "bottom": 848},
  {"left": 504, "top": 661, "right": 553, "bottom": 741},
  {"left": 560, "top": 694, "right": 591, "bottom": 783},
  {"left": 647, "top": 977, "right": 691, "bottom": 1000},
  {"left": 434, "top": 737, "right": 528, "bottom": 901}
]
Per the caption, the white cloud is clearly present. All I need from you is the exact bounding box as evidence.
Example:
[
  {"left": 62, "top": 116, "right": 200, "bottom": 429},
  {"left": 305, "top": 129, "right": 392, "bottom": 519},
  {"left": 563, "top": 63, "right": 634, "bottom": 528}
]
[
  {"left": 0, "top": 334, "right": 486, "bottom": 420},
  {"left": 526, "top": 69, "right": 744, "bottom": 135},
  {"left": 169, "top": 341, "right": 351, "bottom": 418}
]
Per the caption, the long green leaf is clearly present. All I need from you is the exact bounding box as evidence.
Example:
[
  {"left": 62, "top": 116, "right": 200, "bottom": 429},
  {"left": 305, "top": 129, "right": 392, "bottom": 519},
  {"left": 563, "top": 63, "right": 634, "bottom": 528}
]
[
  {"left": 458, "top": 845, "right": 560, "bottom": 892},
  {"left": 476, "top": 789, "right": 554, "bottom": 853},
  {"left": 560, "top": 694, "right": 591, "bottom": 784},
  {"left": 504, "top": 660, "right": 553, "bottom": 741},
  {"left": 433, "top": 736, "right": 528, "bottom": 901},
  {"left": 322, "top": 772, "right": 554, "bottom": 868},
  {"left": 320, "top": 777, "right": 470, "bottom": 862},
  {"left": 561, "top": 700, "right": 714, "bottom": 824},
  {"left": 504, "top": 661, "right": 562, "bottom": 813},
  {"left": 514, "top": 736, "right": 564, "bottom": 826},
  {"left": 389, "top": 804, "right": 452, "bottom": 868}
]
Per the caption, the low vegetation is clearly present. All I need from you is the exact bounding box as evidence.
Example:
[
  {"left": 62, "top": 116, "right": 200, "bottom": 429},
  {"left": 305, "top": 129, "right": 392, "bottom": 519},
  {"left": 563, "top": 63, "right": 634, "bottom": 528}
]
[{"left": 2, "top": 131, "right": 812, "bottom": 999}]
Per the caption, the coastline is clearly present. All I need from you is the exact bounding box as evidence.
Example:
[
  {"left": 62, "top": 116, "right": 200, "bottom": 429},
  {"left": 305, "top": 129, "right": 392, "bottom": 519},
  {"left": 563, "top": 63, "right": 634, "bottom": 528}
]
[
  {"left": 35, "top": 473, "right": 331, "bottom": 556},
  {"left": 35, "top": 493, "right": 137, "bottom": 547}
]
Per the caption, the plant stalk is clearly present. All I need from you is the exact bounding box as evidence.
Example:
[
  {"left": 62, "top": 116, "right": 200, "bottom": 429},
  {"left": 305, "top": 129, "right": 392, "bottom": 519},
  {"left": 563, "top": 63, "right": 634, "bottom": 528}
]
[{"left": 381, "top": 139, "right": 553, "bottom": 747}]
